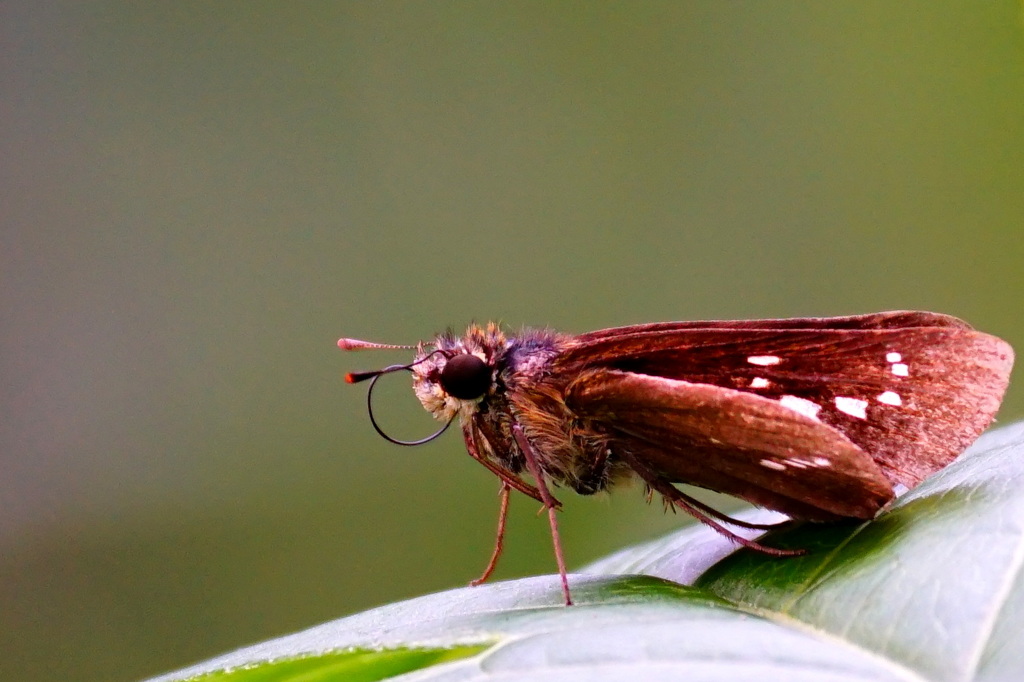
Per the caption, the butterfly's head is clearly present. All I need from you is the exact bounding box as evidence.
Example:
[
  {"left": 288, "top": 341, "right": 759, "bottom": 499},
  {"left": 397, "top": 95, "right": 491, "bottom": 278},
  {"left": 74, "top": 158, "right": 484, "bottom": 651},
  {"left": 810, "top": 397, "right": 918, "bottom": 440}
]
[
  {"left": 409, "top": 324, "right": 506, "bottom": 422},
  {"left": 338, "top": 323, "right": 506, "bottom": 443}
]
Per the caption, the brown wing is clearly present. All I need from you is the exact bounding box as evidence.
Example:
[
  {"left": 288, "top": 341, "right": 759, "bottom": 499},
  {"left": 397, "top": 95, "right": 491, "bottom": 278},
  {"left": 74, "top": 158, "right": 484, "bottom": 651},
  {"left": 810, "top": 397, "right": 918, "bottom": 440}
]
[
  {"left": 565, "top": 369, "right": 894, "bottom": 520},
  {"left": 572, "top": 310, "right": 971, "bottom": 344},
  {"left": 556, "top": 313, "right": 1013, "bottom": 489}
]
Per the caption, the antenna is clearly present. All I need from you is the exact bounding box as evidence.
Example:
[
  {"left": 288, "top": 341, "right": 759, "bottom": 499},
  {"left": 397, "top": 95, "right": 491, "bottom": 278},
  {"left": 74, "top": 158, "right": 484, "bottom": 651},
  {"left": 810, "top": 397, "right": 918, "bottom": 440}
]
[{"left": 337, "top": 338, "right": 416, "bottom": 351}]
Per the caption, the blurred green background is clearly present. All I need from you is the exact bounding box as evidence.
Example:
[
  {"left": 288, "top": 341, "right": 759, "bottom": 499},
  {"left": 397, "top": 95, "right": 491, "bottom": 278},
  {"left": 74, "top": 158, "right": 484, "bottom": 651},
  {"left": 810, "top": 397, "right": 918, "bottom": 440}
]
[{"left": 2, "top": 2, "right": 1023, "bottom": 681}]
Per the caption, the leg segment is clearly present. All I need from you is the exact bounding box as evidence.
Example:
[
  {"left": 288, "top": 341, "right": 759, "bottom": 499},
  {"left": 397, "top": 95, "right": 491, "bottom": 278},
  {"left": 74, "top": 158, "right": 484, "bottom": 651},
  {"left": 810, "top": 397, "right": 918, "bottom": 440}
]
[
  {"left": 511, "top": 424, "right": 572, "bottom": 605},
  {"left": 620, "top": 449, "right": 803, "bottom": 557},
  {"left": 471, "top": 482, "right": 511, "bottom": 586},
  {"left": 462, "top": 422, "right": 547, "bottom": 505}
]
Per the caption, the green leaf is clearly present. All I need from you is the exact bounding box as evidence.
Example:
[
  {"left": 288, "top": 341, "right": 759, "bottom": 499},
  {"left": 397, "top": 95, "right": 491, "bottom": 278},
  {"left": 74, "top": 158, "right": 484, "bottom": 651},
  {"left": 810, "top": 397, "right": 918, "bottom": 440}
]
[
  {"left": 585, "top": 419, "right": 1024, "bottom": 682},
  {"left": 148, "top": 421, "right": 1024, "bottom": 682},
  {"left": 177, "top": 647, "right": 487, "bottom": 682}
]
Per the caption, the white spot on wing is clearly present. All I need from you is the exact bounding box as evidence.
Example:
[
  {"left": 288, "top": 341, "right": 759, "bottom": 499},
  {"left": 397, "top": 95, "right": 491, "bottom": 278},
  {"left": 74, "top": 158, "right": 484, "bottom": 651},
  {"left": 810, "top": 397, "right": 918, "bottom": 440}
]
[
  {"left": 779, "top": 395, "right": 822, "bottom": 420},
  {"left": 813, "top": 457, "right": 830, "bottom": 467},
  {"left": 877, "top": 391, "right": 902, "bottom": 406},
  {"left": 891, "top": 363, "right": 909, "bottom": 377},
  {"left": 835, "top": 396, "right": 869, "bottom": 419},
  {"left": 747, "top": 355, "right": 781, "bottom": 366},
  {"left": 760, "top": 459, "right": 787, "bottom": 471},
  {"left": 750, "top": 377, "right": 770, "bottom": 389},
  {"left": 886, "top": 352, "right": 902, "bottom": 363}
]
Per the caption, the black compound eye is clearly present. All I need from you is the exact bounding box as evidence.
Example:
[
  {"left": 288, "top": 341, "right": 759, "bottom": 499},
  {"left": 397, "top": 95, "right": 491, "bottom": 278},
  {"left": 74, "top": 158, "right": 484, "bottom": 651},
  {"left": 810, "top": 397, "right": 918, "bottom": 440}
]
[{"left": 439, "top": 353, "right": 491, "bottom": 400}]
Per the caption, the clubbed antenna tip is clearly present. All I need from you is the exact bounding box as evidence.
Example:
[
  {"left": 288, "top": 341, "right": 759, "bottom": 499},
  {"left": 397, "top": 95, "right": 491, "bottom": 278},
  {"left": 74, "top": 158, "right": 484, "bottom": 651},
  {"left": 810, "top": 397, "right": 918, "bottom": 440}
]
[{"left": 345, "top": 370, "right": 380, "bottom": 384}]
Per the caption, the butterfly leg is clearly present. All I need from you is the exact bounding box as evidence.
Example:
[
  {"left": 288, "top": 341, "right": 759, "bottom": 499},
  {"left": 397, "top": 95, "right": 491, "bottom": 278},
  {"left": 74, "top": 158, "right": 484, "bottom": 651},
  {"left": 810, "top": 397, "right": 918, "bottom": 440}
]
[
  {"left": 462, "top": 421, "right": 547, "bottom": 505},
  {"left": 470, "top": 482, "right": 511, "bottom": 586},
  {"left": 511, "top": 424, "right": 573, "bottom": 605},
  {"left": 662, "top": 491, "right": 793, "bottom": 531},
  {"left": 462, "top": 420, "right": 553, "bottom": 587},
  {"left": 619, "top": 449, "right": 804, "bottom": 557}
]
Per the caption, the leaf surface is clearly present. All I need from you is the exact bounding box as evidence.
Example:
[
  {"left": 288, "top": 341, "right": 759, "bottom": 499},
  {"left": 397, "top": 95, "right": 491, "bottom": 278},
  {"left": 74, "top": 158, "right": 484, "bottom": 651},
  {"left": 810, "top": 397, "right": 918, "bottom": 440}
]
[{"left": 149, "top": 422, "right": 1024, "bottom": 682}]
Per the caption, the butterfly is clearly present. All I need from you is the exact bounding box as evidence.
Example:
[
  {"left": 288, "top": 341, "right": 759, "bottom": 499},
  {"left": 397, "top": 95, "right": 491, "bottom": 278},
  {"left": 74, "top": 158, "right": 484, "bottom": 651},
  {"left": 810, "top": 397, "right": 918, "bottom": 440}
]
[{"left": 341, "top": 311, "right": 1014, "bottom": 604}]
